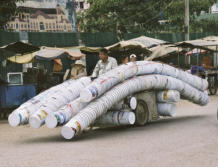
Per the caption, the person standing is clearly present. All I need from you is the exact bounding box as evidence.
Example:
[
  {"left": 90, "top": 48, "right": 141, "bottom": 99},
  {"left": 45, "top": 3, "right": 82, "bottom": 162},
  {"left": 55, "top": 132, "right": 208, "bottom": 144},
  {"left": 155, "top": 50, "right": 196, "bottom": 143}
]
[{"left": 92, "top": 48, "right": 118, "bottom": 78}]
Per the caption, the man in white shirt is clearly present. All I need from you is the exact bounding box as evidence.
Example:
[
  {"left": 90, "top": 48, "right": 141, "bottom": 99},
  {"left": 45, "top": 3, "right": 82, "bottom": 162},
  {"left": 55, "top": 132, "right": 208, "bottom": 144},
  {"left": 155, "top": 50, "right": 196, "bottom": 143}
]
[{"left": 92, "top": 48, "right": 118, "bottom": 78}]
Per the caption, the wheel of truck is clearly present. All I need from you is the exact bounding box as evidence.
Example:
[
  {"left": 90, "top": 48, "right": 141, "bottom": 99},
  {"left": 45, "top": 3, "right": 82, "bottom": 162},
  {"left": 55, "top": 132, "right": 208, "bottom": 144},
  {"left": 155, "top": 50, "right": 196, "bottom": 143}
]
[
  {"left": 208, "top": 76, "right": 217, "bottom": 95},
  {"left": 134, "top": 100, "right": 149, "bottom": 126}
]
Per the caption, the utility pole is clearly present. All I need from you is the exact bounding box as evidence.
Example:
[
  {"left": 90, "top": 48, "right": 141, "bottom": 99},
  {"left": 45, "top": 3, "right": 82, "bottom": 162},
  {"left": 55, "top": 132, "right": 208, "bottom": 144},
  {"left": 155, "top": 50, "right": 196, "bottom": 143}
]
[
  {"left": 184, "top": 0, "right": 189, "bottom": 41},
  {"left": 184, "top": 0, "right": 190, "bottom": 64}
]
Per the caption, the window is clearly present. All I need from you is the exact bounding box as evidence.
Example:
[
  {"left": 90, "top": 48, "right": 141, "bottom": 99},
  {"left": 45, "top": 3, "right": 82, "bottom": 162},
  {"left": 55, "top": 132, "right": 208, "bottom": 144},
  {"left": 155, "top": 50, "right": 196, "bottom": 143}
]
[
  {"left": 21, "top": 24, "right": 23, "bottom": 28},
  {"left": 40, "top": 22, "right": 44, "bottom": 30},
  {"left": 64, "top": 25, "right": 66, "bottom": 30},
  {"left": 80, "top": 2, "right": 84, "bottom": 9},
  {"left": 45, "top": 23, "right": 48, "bottom": 29},
  {"left": 49, "top": 23, "right": 51, "bottom": 29},
  {"left": 16, "top": 24, "right": 18, "bottom": 29}
]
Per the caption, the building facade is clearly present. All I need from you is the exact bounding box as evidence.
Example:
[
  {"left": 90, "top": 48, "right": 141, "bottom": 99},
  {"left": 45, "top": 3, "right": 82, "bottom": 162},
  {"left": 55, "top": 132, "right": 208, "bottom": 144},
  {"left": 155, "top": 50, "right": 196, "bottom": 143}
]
[
  {"left": 6, "top": 5, "right": 73, "bottom": 32},
  {"left": 17, "top": 0, "right": 90, "bottom": 11},
  {"left": 211, "top": 2, "right": 218, "bottom": 13}
]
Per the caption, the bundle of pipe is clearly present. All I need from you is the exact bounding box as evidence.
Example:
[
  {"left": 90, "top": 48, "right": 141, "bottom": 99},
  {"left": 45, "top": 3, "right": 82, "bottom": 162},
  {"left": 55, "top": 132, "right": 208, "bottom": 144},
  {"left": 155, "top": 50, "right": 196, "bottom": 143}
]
[
  {"left": 156, "top": 90, "right": 180, "bottom": 103},
  {"left": 156, "top": 90, "right": 180, "bottom": 117},
  {"left": 80, "top": 61, "right": 208, "bottom": 103},
  {"left": 111, "top": 96, "right": 137, "bottom": 110},
  {"left": 61, "top": 74, "right": 209, "bottom": 139},
  {"left": 29, "top": 77, "right": 91, "bottom": 128},
  {"left": 45, "top": 98, "right": 87, "bottom": 129},
  {"left": 8, "top": 79, "right": 77, "bottom": 127},
  {"left": 45, "top": 96, "right": 137, "bottom": 129},
  {"left": 95, "top": 110, "right": 136, "bottom": 126}
]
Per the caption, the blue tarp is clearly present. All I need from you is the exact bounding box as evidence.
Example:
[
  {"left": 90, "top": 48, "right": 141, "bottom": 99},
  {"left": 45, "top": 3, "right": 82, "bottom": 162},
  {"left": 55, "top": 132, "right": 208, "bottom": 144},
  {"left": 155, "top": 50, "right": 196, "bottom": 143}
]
[{"left": 0, "top": 84, "right": 36, "bottom": 108}]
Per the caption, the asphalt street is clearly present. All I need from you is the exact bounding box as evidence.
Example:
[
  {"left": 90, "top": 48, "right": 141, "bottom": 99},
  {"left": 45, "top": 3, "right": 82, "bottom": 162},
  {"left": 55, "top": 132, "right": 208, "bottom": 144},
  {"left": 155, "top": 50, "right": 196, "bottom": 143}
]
[{"left": 0, "top": 95, "right": 218, "bottom": 167}]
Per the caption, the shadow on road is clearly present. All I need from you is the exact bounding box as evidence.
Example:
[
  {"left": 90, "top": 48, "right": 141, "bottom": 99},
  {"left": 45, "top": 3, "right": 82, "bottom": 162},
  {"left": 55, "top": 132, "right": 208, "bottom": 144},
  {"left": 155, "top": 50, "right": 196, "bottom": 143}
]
[{"left": 17, "top": 114, "right": 209, "bottom": 144}]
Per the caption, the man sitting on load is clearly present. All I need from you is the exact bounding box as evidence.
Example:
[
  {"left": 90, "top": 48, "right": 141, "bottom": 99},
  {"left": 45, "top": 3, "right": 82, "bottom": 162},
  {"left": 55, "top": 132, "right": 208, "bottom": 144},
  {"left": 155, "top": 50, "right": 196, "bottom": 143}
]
[{"left": 92, "top": 48, "right": 118, "bottom": 78}]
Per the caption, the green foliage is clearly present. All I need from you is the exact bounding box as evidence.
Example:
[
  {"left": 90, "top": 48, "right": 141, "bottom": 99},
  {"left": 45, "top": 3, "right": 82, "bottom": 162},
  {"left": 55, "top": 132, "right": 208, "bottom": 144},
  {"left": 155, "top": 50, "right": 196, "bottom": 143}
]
[
  {"left": 164, "top": 0, "right": 217, "bottom": 32},
  {"left": 192, "top": 19, "right": 218, "bottom": 34},
  {"left": 0, "top": 0, "right": 24, "bottom": 29},
  {"left": 79, "top": 0, "right": 217, "bottom": 33}
]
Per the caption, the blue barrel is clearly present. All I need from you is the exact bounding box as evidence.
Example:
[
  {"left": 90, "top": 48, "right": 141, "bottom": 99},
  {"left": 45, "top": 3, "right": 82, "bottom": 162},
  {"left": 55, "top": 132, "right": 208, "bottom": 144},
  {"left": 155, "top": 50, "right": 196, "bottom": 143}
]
[{"left": 0, "top": 84, "right": 36, "bottom": 109}]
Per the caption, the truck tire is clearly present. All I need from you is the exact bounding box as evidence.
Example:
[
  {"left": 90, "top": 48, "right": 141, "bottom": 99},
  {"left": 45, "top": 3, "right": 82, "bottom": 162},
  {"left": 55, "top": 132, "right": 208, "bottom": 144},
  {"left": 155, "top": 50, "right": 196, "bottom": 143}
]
[{"left": 135, "top": 100, "right": 149, "bottom": 126}]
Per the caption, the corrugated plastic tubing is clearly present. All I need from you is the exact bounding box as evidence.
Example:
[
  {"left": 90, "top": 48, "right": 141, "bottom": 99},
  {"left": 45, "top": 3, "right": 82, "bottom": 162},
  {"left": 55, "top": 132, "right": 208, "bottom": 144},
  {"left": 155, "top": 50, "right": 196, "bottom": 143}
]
[
  {"left": 80, "top": 61, "right": 208, "bottom": 103},
  {"left": 95, "top": 110, "right": 136, "bottom": 126},
  {"left": 157, "top": 103, "right": 177, "bottom": 117},
  {"left": 45, "top": 98, "right": 87, "bottom": 128},
  {"left": 156, "top": 90, "right": 180, "bottom": 103},
  {"left": 8, "top": 79, "right": 77, "bottom": 127},
  {"left": 28, "top": 77, "right": 91, "bottom": 128},
  {"left": 61, "top": 75, "right": 209, "bottom": 139}
]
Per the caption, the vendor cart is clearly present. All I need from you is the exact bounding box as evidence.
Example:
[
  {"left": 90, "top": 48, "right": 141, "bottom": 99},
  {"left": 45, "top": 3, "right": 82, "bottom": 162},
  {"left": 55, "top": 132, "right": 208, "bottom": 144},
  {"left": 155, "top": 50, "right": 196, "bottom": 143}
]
[{"left": 176, "top": 36, "right": 218, "bottom": 95}]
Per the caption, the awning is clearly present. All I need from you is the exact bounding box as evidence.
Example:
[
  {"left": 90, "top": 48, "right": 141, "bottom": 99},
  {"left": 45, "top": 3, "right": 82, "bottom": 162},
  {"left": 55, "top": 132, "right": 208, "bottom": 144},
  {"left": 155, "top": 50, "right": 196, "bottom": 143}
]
[
  {"left": 146, "top": 44, "right": 184, "bottom": 61},
  {"left": 176, "top": 37, "right": 218, "bottom": 52},
  {"left": 35, "top": 47, "right": 85, "bottom": 60},
  {"left": 77, "top": 36, "right": 166, "bottom": 55},
  {"left": 106, "top": 36, "right": 166, "bottom": 54},
  {"left": 1, "top": 41, "right": 39, "bottom": 54},
  {"left": 76, "top": 46, "right": 101, "bottom": 53},
  {"left": 186, "top": 48, "right": 207, "bottom": 56},
  {"left": 7, "top": 52, "right": 36, "bottom": 64}
]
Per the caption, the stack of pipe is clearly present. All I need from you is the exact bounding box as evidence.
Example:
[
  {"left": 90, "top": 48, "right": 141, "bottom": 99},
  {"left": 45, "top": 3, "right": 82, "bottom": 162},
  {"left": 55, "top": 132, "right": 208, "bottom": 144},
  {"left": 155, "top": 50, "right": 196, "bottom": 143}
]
[
  {"left": 156, "top": 90, "right": 180, "bottom": 117},
  {"left": 8, "top": 61, "right": 209, "bottom": 140},
  {"left": 8, "top": 77, "right": 91, "bottom": 127}
]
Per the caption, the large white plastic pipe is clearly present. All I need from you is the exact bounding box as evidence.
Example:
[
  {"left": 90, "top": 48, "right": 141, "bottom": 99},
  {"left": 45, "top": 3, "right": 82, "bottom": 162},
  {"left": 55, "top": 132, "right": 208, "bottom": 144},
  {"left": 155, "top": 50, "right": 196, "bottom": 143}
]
[
  {"left": 157, "top": 103, "right": 177, "bottom": 117},
  {"left": 29, "top": 77, "right": 91, "bottom": 129},
  {"left": 156, "top": 90, "right": 180, "bottom": 103},
  {"left": 8, "top": 79, "right": 77, "bottom": 127},
  {"left": 61, "top": 75, "right": 209, "bottom": 139},
  {"left": 80, "top": 61, "right": 208, "bottom": 102},
  {"left": 110, "top": 96, "right": 137, "bottom": 111},
  {"left": 45, "top": 98, "right": 87, "bottom": 128},
  {"left": 94, "top": 110, "right": 135, "bottom": 126},
  {"left": 46, "top": 95, "right": 137, "bottom": 129}
]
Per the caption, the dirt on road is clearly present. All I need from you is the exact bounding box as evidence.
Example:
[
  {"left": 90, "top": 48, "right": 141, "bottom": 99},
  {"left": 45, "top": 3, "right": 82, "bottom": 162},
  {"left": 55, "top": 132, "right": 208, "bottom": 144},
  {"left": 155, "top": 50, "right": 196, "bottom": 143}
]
[{"left": 0, "top": 95, "right": 218, "bottom": 167}]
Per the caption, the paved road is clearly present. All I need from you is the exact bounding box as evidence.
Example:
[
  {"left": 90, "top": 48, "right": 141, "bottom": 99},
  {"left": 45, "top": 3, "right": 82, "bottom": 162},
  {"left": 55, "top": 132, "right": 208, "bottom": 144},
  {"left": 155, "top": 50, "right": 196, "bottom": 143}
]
[{"left": 0, "top": 95, "right": 218, "bottom": 167}]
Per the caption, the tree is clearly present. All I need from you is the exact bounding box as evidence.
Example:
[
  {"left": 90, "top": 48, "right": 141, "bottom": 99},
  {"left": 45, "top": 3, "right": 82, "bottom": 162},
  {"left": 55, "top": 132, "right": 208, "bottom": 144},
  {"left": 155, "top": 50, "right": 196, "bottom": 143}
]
[
  {"left": 0, "top": 0, "right": 24, "bottom": 29},
  {"left": 163, "top": 0, "right": 217, "bottom": 32},
  {"left": 191, "top": 19, "right": 218, "bottom": 34},
  {"left": 79, "top": 0, "right": 217, "bottom": 33}
]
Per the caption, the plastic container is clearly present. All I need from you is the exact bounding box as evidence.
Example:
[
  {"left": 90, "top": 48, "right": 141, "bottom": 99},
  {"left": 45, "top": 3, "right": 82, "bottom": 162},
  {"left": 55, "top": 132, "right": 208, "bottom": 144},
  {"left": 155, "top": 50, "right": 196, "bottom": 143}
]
[
  {"left": 157, "top": 103, "right": 177, "bottom": 117},
  {"left": 156, "top": 90, "right": 180, "bottom": 103},
  {"left": 95, "top": 110, "right": 136, "bottom": 126}
]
